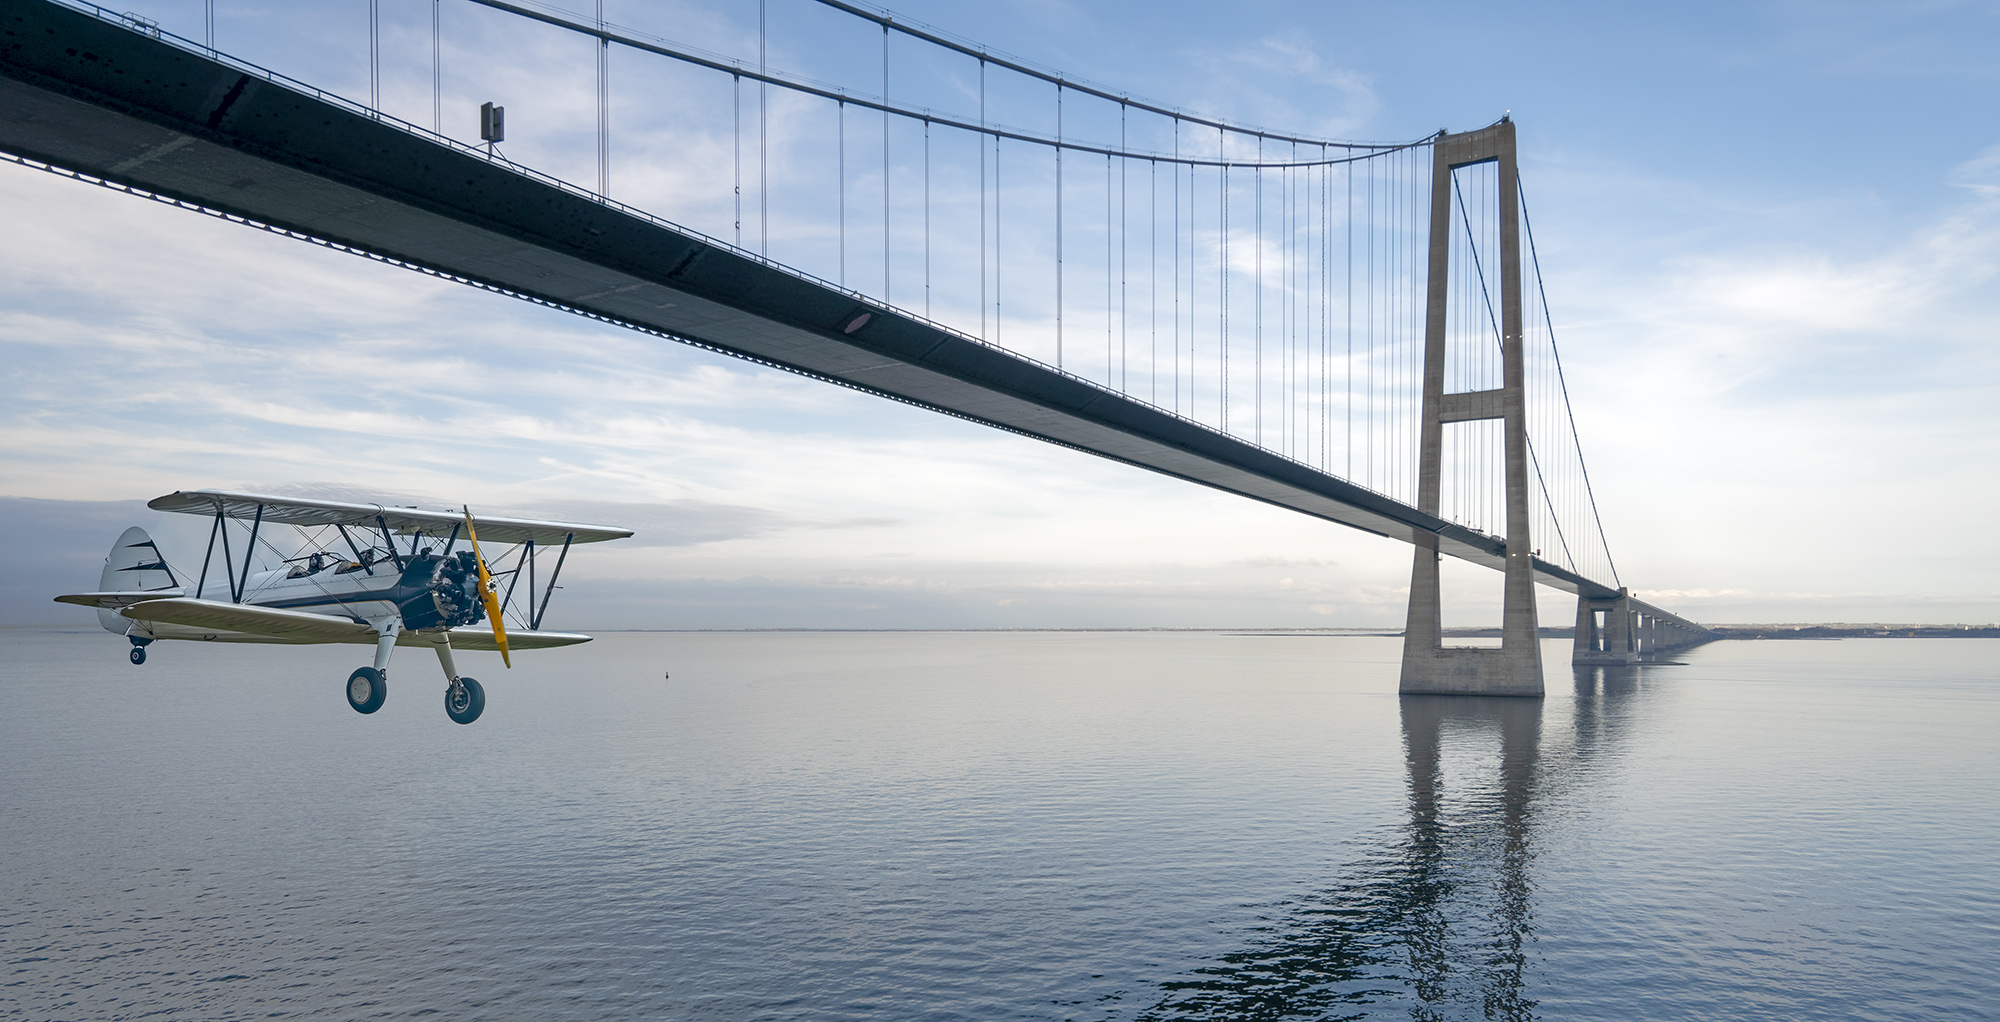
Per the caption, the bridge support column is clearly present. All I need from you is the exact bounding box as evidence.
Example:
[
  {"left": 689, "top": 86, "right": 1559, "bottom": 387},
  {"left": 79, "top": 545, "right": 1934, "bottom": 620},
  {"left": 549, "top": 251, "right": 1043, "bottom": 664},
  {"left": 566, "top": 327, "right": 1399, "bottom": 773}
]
[
  {"left": 1573, "top": 587, "right": 1638, "bottom": 665},
  {"left": 1399, "top": 119, "right": 1542, "bottom": 698}
]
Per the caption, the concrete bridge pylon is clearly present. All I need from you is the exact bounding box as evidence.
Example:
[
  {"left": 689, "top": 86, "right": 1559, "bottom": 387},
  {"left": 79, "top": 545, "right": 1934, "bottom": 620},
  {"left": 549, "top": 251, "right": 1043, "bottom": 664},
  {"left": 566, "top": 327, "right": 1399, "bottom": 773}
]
[{"left": 1399, "top": 120, "right": 1545, "bottom": 698}]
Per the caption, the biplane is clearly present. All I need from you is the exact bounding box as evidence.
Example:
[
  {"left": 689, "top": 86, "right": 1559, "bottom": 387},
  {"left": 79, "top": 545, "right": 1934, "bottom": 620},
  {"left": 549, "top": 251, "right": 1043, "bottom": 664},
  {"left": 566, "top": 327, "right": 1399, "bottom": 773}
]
[{"left": 55, "top": 490, "right": 633, "bottom": 724}]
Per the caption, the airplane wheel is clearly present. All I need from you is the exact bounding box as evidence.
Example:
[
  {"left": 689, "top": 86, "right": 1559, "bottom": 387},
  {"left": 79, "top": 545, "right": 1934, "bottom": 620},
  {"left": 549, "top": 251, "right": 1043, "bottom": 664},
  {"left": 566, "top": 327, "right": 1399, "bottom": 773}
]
[
  {"left": 347, "top": 667, "right": 387, "bottom": 714},
  {"left": 445, "top": 678, "right": 485, "bottom": 725},
  {"left": 129, "top": 647, "right": 146, "bottom": 665}
]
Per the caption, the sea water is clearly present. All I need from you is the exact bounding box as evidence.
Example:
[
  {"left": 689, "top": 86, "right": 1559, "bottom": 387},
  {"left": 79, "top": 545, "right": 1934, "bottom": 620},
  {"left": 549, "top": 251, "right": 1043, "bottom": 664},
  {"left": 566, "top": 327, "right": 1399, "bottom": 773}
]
[{"left": 2, "top": 629, "right": 1996, "bottom": 1020}]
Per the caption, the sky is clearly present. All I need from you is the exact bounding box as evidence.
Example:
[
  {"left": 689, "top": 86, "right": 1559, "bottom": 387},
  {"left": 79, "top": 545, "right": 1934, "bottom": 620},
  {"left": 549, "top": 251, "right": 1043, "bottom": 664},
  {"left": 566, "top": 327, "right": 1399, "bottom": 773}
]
[{"left": 4, "top": 0, "right": 1998, "bottom": 629}]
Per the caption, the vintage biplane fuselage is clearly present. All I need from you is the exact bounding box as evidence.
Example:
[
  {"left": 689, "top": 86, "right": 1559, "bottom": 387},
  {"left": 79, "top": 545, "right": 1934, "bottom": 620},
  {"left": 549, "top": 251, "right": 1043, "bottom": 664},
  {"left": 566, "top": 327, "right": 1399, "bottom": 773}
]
[
  {"left": 57, "top": 490, "right": 635, "bottom": 724},
  {"left": 139, "top": 547, "right": 491, "bottom": 643}
]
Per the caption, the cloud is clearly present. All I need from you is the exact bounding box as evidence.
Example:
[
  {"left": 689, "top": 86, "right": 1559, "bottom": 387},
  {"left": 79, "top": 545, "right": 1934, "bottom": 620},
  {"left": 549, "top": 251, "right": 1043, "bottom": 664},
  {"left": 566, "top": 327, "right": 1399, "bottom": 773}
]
[
  {"left": 1235, "top": 556, "right": 1335, "bottom": 569},
  {"left": 264, "top": 481, "right": 892, "bottom": 548},
  {"left": 1169, "top": 34, "right": 1381, "bottom": 142}
]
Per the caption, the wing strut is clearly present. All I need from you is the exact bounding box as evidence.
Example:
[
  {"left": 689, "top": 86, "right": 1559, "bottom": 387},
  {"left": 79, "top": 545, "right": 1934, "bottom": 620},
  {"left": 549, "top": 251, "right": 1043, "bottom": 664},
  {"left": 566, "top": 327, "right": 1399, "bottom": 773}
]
[
  {"left": 235, "top": 503, "right": 263, "bottom": 603},
  {"left": 196, "top": 507, "right": 223, "bottom": 600},
  {"left": 531, "top": 533, "right": 574, "bottom": 631},
  {"left": 501, "top": 537, "right": 532, "bottom": 619},
  {"left": 335, "top": 523, "right": 377, "bottom": 575},
  {"left": 375, "top": 515, "right": 407, "bottom": 571},
  {"left": 218, "top": 506, "right": 237, "bottom": 601}
]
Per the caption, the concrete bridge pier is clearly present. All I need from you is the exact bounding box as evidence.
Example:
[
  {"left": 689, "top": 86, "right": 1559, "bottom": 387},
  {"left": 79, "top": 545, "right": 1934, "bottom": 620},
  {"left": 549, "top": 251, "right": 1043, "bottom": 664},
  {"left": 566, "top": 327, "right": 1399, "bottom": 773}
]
[
  {"left": 1398, "top": 120, "right": 1543, "bottom": 699},
  {"left": 1573, "top": 588, "right": 1719, "bottom": 663},
  {"left": 1573, "top": 588, "right": 1638, "bottom": 665}
]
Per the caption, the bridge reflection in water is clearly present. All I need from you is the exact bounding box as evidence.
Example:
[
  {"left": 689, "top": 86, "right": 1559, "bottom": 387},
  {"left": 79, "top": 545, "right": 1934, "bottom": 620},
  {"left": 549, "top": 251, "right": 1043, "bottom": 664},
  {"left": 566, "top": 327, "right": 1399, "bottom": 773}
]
[{"left": 1136, "top": 669, "right": 1646, "bottom": 1021}]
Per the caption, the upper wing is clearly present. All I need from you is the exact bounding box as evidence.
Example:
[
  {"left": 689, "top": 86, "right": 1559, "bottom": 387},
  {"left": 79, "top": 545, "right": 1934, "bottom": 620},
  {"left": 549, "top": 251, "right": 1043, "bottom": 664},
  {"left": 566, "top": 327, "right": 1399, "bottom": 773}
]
[
  {"left": 54, "top": 590, "right": 183, "bottom": 610},
  {"left": 446, "top": 626, "right": 592, "bottom": 651},
  {"left": 122, "top": 598, "right": 376, "bottom": 643},
  {"left": 146, "top": 490, "right": 633, "bottom": 546}
]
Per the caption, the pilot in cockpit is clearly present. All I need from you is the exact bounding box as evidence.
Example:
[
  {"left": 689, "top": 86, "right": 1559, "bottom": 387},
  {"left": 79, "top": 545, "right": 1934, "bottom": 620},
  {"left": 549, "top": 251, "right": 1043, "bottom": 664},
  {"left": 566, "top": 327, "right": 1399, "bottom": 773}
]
[{"left": 286, "top": 552, "right": 332, "bottom": 579}]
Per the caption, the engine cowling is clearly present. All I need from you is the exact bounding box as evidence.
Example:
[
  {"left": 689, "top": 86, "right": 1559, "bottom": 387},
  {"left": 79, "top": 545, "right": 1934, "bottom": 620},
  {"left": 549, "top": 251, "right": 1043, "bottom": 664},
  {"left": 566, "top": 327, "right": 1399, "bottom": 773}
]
[{"left": 395, "top": 551, "right": 487, "bottom": 630}]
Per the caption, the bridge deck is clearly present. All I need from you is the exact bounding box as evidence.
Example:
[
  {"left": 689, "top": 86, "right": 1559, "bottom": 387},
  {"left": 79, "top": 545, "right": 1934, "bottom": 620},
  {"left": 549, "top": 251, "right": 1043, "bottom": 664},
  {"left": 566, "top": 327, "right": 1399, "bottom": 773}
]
[{"left": 0, "top": 1, "right": 1634, "bottom": 603}]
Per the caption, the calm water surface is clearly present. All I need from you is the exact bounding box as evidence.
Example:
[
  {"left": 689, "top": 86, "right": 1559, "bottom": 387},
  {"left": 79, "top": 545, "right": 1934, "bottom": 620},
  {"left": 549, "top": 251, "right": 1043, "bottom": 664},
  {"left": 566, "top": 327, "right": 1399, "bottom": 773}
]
[{"left": 2, "top": 630, "right": 1996, "bottom": 1020}]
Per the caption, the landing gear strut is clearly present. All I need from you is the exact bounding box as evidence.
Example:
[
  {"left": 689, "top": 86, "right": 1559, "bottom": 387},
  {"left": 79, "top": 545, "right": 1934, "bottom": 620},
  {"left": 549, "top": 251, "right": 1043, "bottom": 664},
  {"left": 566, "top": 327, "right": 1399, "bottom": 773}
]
[
  {"left": 433, "top": 635, "right": 485, "bottom": 725},
  {"left": 346, "top": 620, "right": 398, "bottom": 714},
  {"left": 341, "top": 627, "right": 491, "bottom": 724}
]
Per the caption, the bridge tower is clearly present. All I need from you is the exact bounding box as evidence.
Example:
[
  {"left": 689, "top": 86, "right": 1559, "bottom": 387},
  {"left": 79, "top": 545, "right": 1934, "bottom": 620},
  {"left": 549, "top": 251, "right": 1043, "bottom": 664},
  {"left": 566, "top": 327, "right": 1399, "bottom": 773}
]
[{"left": 1401, "top": 120, "right": 1543, "bottom": 698}]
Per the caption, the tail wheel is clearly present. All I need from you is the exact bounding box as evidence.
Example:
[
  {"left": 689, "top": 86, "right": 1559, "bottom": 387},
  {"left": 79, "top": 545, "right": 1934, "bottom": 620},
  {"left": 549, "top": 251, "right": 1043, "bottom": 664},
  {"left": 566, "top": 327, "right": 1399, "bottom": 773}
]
[
  {"left": 445, "top": 677, "right": 486, "bottom": 725},
  {"left": 347, "top": 667, "right": 387, "bottom": 714}
]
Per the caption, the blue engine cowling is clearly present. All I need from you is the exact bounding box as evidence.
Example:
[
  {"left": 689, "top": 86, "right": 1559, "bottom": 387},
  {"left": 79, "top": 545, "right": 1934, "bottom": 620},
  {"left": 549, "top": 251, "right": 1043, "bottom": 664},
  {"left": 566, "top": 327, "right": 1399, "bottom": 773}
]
[{"left": 395, "top": 550, "right": 487, "bottom": 631}]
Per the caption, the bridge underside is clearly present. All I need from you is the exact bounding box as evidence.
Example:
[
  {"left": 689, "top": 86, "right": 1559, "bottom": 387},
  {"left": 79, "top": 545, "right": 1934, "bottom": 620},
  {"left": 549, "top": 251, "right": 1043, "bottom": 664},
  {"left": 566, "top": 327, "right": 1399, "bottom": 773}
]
[{"left": 0, "top": 2, "right": 1707, "bottom": 658}]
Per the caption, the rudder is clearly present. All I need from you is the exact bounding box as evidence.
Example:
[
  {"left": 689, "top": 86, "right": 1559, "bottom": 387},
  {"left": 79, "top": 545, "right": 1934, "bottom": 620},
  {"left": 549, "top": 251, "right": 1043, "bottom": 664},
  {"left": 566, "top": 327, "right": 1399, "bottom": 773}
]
[{"left": 96, "top": 526, "right": 178, "bottom": 633}]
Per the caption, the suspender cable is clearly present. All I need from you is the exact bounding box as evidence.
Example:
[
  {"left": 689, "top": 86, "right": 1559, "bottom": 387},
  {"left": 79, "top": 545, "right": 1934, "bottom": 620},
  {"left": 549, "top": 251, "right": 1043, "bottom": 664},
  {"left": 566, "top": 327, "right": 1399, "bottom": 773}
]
[
  {"left": 1520, "top": 176, "right": 1620, "bottom": 585},
  {"left": 1322, "top": 152, "right": 1330, "bottom": 472},
  {"left": 1220, "top": 139, "right": 1230, "bottom": 434},
  {"left": 595, "top": 0, "right": 608, "bottom": 198},
  {"left": 367, "top": 0, "right": 379, "bottom": 111},
  {"left": 888, "top": 23, "right": 896, "bottom": 304},
  {"left": 430, "top": 0, "right": 440, "bottom": 134},
  {"left": 979, "top": 60, "right": 986, "bottom": 339},
  {"left": 923, "top": 118, "right": 930, "bottom": 318},
  {"left": 1254, "top": 140, "right": 1262, "bottom": 446},
  {"left": 1056, "top": 83, "right": 1064, "bottom": 368},
  {"left": 733, "top": 74, "right": 741, "bottom": 247},
  {"left": 838, "top": 98, "right": 845, "bottom": 288},
  {"left": 758, "top": 0, "right": 767, "bottom": 255}
]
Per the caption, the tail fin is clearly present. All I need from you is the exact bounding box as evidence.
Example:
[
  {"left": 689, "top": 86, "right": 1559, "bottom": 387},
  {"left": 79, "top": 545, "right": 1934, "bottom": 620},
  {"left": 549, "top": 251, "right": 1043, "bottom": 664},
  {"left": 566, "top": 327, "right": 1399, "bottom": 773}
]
[{"left": 96, "top": 526, "right": 178, "bottom": 634}]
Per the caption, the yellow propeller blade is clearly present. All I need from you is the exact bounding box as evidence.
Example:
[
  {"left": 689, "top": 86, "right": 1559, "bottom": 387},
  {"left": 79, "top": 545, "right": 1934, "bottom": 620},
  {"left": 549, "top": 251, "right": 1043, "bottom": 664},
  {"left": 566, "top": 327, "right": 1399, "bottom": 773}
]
[{"left": 463, "top": 507, "right": 510, "bottom": 668}]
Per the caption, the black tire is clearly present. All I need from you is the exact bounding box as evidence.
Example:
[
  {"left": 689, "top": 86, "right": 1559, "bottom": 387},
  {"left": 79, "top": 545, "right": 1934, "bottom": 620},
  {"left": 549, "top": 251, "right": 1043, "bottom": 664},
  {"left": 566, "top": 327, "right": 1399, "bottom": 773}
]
[
  {"left": 347, "top": 667, "right": 387, "bottom": 714},
  {"left": 129, "top": 646, "right": 146, "bottom": 665},
  {"left": 445, "top": 677, "right": 485, "bottom": 725}
]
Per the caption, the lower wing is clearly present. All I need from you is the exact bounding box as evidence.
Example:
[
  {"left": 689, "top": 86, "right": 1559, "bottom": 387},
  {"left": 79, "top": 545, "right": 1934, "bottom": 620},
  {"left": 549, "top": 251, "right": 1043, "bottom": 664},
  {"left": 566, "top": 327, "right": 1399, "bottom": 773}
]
[
  {"left": 122, "top": 598, "right": 375, "bottom": 643},
  {"left": 119, "top": 598, "right": 592, "bottom": 650},
  {"left": 444, "top": 626, "right": 592, "bottom": 650}
]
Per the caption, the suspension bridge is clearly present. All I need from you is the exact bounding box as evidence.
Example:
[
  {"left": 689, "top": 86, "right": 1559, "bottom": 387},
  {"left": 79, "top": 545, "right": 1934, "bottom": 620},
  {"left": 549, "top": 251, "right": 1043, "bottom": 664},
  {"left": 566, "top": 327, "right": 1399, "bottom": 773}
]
[{"left": 0, "top": 0, "right": 1710, "bottom": 694}]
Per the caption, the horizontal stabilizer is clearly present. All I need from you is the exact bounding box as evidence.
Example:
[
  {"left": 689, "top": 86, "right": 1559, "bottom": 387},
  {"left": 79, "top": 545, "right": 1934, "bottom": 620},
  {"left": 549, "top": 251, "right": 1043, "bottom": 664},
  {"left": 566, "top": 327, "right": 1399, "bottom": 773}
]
[
  {"left": 123, "top": 598, "right": 376, "bottom": 643},
  {"left": 55, "top": 590, "right": 183, "bottom": 610}
]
